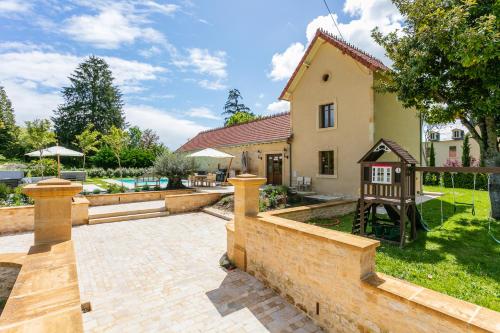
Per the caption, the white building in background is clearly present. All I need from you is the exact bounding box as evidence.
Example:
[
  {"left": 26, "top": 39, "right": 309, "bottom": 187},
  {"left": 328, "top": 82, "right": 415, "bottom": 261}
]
[{"left": 423, "top": 121, "right": 481, "bottom": 166}]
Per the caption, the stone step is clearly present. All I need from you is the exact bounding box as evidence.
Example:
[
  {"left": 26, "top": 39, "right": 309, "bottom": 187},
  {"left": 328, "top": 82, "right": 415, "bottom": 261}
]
[
  {"left": 89, "top": 211, "right": 169, "bottom": 225},
  {"left": 89, "top": 207, "right": 165, "bottom": 219}
]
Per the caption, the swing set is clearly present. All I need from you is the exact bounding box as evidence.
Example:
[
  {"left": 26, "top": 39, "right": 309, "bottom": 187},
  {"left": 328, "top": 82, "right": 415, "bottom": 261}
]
[{"left": 353, "top": 138, "right": 500, "bottom": 247}]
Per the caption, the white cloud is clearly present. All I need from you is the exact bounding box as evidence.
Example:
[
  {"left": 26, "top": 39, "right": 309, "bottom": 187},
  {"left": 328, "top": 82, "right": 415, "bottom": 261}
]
[
  {"left": 305, "top": 0, "right": 402, "bottom": 64},
  {"left": 198, "top": 79, "right": 226, "bottom": 91},
  {"left": 268, "top": 0, "right": 402, "bottom": 81},
  {"left": 268, "top": 42, "right": 305, "bottom": 81},
  {"left": 186, "top": 107, "right": 219, "bottom": 120},
  {"left": 0, "top": 51, "right": 166, "bottom": 91},
  {"left": 1, "top": 81, "right": 62, "bottom": 124},
  {"left": 0, "top": 41, "right": 53, "bottom": 52},
  {"left": 142, "top": 1, "right": 179, "bottom": 15},
  {"left": 0, "top": 0, "right": 30, "bottom": 14},
  {"left": 62, "top": 8, "right": 166, "bottom": 49},
  {"left": 267, "top": 101, "right": 290, "bottom": 114},
  {"left": 174, "top": 48, "right": 227, "bottom": 78},
  {"left": 139, "top": 46, "right": 162, "bottom": 58},
  {"left": 124, "top": 105, "right": 208, "bottom": 148}
]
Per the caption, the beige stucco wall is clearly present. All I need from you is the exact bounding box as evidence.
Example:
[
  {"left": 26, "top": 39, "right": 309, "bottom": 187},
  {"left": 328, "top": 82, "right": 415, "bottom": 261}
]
[
  {"left": 288, "top": 43, "right": 422, "bottom": 197},
  {"left": 193, "top": 141, "right": 290, "bottom": 186},
  {"left": 425, "top": 139, "right": 481, "bottom": 166},
  {"left": 289, "top": 42, "right": 375, "bottom": 197}
]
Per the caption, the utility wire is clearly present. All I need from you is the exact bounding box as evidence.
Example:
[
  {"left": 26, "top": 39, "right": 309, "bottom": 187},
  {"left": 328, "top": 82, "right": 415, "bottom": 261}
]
[{"left": 322, "top": 0, "right": 345, "bottom": 41}]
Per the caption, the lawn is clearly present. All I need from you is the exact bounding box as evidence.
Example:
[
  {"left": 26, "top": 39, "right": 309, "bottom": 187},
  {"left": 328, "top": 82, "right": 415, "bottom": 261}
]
[{"left": 308, "top": 186, "right": 500, "bottom": 311}]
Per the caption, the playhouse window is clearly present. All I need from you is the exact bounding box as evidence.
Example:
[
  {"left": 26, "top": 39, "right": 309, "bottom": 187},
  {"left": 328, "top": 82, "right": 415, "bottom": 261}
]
[{"left": 371, "top": 166, "right": 392, "bottom": 184}]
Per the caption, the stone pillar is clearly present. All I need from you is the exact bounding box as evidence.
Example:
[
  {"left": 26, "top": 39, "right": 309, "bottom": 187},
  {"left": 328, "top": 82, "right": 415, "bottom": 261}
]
[
  {"left": 228, "top": 174, "right": 267, "bottom": 270},
  {"left": 23, "top": 178, "right": 82, "bottom": 245}
]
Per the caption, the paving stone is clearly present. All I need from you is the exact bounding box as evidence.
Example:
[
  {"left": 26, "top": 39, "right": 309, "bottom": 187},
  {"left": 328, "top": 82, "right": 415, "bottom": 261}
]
[{"left": 0, "top": 212, "right": 322, "bottom": 332}]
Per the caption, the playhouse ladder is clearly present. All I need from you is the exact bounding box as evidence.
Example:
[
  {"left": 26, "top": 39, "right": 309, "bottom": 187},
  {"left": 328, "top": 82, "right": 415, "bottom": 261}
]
[{"left": 352, "top": 199, "right": 372, "bottom": 234}]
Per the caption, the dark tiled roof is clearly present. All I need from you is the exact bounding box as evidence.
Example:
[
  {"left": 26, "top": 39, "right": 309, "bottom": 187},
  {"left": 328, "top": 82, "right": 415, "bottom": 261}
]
[
  {"left": 177, "top": 112, "right": 291, "bottom": 152},
  {"left": 280, "top": 29, "right": 389, "bottom": 100},
  {"left": 359, "top": 138, "right": 418, "bottom": 164}
]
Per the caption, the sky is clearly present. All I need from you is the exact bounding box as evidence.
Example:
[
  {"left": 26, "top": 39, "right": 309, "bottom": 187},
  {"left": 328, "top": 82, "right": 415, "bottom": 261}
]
[{"left": 0, "top": 0, "right": 404, "bottom": 149}]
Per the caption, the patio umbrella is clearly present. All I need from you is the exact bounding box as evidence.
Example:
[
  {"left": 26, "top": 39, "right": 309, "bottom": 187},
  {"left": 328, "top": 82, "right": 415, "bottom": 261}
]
[
  {"left": 188, "top": 148, "right": 234, "bottom": 182},
  {"left": 26, "top": 145, "right": 84, "bottom": 178}
]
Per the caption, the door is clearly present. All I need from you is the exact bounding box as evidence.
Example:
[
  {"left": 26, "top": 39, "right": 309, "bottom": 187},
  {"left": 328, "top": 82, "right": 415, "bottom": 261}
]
[{"left": 266, "top": 154, "right": 283, "bottom": 185}]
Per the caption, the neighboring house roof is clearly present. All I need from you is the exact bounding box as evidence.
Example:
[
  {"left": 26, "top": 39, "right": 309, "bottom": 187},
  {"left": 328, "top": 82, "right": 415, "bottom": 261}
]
[
  {"left": 280, "top": 29, "right": 389, "bottom": 101},
  {"left": 359, "top": 138, "right": 418, "bottom": 164},
  {"left": 177, "top": 112, "right": 291, "bottom": 152},
  {"left": 424, "top": 121, "right": 468, "bottom": 141}
]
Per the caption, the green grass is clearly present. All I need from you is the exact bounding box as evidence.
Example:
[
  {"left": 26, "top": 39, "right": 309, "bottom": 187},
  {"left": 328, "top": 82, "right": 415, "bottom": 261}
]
[
  {"left": 84, "top": 178, "right": 113, "bottom": 189},
  {"left": 308, "top": 186, "right": 500, "bottom": 311}
]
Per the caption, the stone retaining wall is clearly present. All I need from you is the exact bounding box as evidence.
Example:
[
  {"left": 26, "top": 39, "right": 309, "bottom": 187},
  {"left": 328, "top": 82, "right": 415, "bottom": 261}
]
[
  {"left": 85, "top": 189, "right": 194, "bottom": 206},
  {"left": 0, "top": 197, "right": 89, "bottom": 235},
  {"left": 266, "top": 200, "right": 357, "bottom": 221},
  {"left": 165, "top": 192, "right": 221, "bottom": 214}
]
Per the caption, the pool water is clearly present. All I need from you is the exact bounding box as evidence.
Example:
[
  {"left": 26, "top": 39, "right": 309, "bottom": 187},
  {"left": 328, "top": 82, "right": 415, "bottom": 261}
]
[{"left": 120, "top": 178, "right": 169, "bottom": 187}]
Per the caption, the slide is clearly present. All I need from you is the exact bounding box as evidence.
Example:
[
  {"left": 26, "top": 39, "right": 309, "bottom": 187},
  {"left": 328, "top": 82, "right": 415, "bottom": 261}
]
[
  {"left": 383, "top": 205, "right": 430, "bottom": 232},
  {"left": 383, "top": 204, "right": 401, "bottom": 225}
]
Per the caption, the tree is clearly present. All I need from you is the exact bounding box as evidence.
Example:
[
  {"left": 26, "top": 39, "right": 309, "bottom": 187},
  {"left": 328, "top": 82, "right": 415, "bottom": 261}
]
[
  {"left": 222, "top": 89, "right": 254, "bottom": 126},
  {"left": 102, "top": 126, "right": 129, "bottom": 182},
  {"left": 24, "top": 119, "right": 56, "bottom": 177},
  {"left": 128, "top": 126, "right": 142, "bottom": 148},
  {"left": 140, "top": 129, "right": 160, "bottom": 149},
  {"left": 429, "top": 142, "right": 436, "bottom": 167},
  {"left": 225, "top": 111, "right": 257, "bottom": 126},
  {"left": 153, "top": 151, "right": 195, "bottom": 189},
  {"left": 74, "top": 124, "right": 100, "bottom": 170},
  {"left": 373, "top": 0, "right": 500, "bottom": 218},
  {"left": 0, "top": 87, "right": 18, "bottom": 158},
  {"left": 53, "top": 56, "right": 125, "bottom": 145},
  {"left": 462, "top": 134, "right": 471, "bottom": 167}
]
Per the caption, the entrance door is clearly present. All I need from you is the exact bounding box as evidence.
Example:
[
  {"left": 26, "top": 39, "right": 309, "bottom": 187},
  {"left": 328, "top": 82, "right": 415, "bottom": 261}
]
[{"left": 266, "top": 154, "right": 283, "bottom": 185}]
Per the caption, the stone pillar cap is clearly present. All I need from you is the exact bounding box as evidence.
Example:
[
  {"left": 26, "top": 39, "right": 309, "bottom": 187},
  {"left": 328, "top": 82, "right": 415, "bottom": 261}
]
[
  {"left": 23, "top": 178, "right": 82, "bottom": 197},
  {"left": 237, "top": 173, "right": 257, "bottom": 178}
]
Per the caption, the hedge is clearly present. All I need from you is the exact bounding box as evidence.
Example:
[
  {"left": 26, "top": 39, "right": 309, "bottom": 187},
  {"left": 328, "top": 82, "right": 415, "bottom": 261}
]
[{"left": 423, "top": 172, "right": 489, "bottom": 190}]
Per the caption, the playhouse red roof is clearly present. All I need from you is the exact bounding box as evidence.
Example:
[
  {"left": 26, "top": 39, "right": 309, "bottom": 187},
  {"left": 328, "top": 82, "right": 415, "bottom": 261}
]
[{"left": 177, "top": 112, "right": 291, "bottom": 152}]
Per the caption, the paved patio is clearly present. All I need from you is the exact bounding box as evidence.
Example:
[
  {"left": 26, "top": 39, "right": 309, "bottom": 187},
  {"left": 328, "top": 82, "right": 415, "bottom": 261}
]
[{"left": 0, "top": 213, "right": 321, "bottom": 332}]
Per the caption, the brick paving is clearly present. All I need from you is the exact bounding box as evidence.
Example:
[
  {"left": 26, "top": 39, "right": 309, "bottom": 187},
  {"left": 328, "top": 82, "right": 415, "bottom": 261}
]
[{"left": 0, "top": 213, "right": 321, "bottom": 333}]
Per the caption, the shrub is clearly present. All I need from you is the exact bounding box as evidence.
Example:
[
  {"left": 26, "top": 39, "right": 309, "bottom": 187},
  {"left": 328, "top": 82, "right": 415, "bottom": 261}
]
[
  {"left": 107, "top": 184, "right": 126, "bottom": 194},
  {"left": 260, "top": 185, "right": 289, "bottom": 211},
  {"left": 90, "top": 147, "right": 156, "bottom": 168},
  {"left": 153, "top": 152, "right": 195, "bottom": 189},
  {"left": 92, "top": 188, "right": 101, "bottom": 194},
  {"left": 27, "top": 158, "right": 58, "bottom": 177},
  {"left": 142, "top": 184, "right": 150, "bottom": 191},
  {"left": 0, "top": 183, "right": 11, "bottom": 200}
]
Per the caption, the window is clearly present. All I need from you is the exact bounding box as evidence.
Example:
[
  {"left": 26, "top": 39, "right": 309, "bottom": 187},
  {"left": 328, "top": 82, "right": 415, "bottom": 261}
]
[
  {"left": 371, "top": 166, "right": 392, "bottom": 184},
  {"left": 452, "top": 129, "right": 464, "bottom": 140},
  {"left": 319, "top": 103, "right": 335, "bottom": 128},
  {"left": 319, "top": 151, "right": 334, "bottom": 175},
  {"left": 429, "top": 132, "right": 440, "bottom": 141},
  {"left": 449, "top": 146, "right": 457, "bottom": 158}
]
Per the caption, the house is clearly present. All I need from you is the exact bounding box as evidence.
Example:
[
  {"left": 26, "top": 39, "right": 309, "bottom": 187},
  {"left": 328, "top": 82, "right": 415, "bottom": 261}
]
[
  {"left": 178, "top": 29, "right": 421, "bottom": 197},
  {"left": 280, "top": 29, "right": 420, "bottom": 197},
  {"left": 424, "top": 122, "right": 481, "bottom": 166},
  {"left": 177, "top": 112, "right": 291, "bottom": 185}
]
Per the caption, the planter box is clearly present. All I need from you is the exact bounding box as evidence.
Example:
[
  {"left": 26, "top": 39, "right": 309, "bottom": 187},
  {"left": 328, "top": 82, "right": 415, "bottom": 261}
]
[{"left": 84, "top": 189, "right": 194, "bottom": 206}]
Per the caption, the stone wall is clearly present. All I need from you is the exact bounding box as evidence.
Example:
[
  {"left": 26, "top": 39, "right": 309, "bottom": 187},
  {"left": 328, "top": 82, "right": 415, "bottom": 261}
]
[
  {"left": 84, "top": 189, "right": 194, "bottom": 206},
  {"left": 237, "top": 213, "right": 499, "bottom": 333},
  {"left": 266, "top": 200, "right": 357, "bottom": 222},
  {"left": 164, "top": 192, "right": 221, "bottom": 214},
  {"left": 0, "top": 197, "right": 89, "bottom": 235}
]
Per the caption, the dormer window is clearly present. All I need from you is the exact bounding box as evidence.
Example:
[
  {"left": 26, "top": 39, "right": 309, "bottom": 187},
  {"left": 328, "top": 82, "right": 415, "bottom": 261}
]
[
  {"left": 429, "top": 132, "right": 440, "bottom": 141},
  {"left": 452, "top": 129, "right": 464, "bottom": 140}
]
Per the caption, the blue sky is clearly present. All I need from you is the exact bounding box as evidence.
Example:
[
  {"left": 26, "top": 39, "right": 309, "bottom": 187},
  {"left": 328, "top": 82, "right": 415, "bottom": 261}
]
[{"left": 0, "top": 0, "right": 403, "bottom": 148}]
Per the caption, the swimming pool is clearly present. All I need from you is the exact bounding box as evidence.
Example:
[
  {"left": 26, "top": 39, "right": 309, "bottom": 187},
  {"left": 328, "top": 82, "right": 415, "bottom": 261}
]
[{"left": 120, "top": 178, "right": 169, "bottom": 187}]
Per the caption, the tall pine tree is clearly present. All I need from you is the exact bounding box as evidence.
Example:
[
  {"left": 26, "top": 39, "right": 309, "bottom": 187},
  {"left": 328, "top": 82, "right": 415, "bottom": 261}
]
[
  {"left": 0, "top": 86, "right": 18, "bottom": 158},
  {"left": 53, "top": 56, "right": 125, "bottom": 145},
  {"left": 462, "top": 134, "right": 471, "bottom": 167}
]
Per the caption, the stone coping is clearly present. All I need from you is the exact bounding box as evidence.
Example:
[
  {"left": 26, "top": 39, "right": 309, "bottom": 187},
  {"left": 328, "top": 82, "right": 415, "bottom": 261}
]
[
  {"left": 256, "top": 212, "right": 379, "bottom": 251},
  {"left": 265, "top": 199, "right": 357, "bottom": 216},
  {"left": 0, "top": 253, "right": 26, "bottom": 267},
  {"left": 0, "top": 241, "right": 83, "bottom": 332},
  {"left": 364, "top": 272, "right": 500, "bottom": 333},
  {"left": 85, "top": 189, "right": 194, "bottom": 198}
]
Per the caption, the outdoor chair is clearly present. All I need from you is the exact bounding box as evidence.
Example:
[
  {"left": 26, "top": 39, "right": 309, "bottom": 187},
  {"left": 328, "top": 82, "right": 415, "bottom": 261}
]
[
  {"left": 303, "top": 177, "right": 312, "bottom": 191},
  {"left": 205, "top": 173, "right": 217, "bottom": 187},
  {"left": 296, "top": 176, "right": 304, "bottom": 191}
]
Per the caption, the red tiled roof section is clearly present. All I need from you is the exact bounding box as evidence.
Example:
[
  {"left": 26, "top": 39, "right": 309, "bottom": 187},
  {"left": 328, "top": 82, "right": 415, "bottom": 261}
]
[
  {"left": 279, "top": 29, "right": 389, "bottom": 100},
  {"left": 177, "top": 112, "right": 291, "bottom": 152}
]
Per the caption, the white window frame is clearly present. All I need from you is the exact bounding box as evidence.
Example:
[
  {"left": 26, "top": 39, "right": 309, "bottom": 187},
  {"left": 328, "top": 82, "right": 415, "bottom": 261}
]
[
  {"left": 371, "top": 166, "right": 392, "bottom": 184},
  {"left": 452, "top": 129, "right": 463, "bottom": 140}
]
